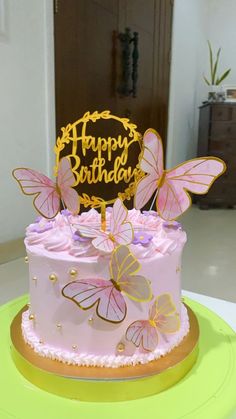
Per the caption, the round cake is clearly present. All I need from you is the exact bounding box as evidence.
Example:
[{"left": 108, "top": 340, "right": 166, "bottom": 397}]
[
  {"left": 22, "top": 207, "right": 190, "bottom": 368},
  {"left": 11, "top": 114, "right": 226, "bottom": 401}
]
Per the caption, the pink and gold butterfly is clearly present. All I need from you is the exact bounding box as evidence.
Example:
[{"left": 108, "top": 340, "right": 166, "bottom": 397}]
[
  {"left": 12, "top": 157, "right": 80, "bottom": 219},
  {"left": 126, "top": 293, "right": 180, "bottom": 352},
  {"left": 62, "top": 245, "right": 152, "bottom": 323},
  {"left": 76, "top": 198, "right": 133, "bottom": 253},
  {"left": 135, "top": 129, "right": 226, "bottom": 220}
]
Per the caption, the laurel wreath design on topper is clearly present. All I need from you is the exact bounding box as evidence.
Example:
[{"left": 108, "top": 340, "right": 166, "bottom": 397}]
[{"left": 54, "top": 110, "right": 144, "bottom": 211}]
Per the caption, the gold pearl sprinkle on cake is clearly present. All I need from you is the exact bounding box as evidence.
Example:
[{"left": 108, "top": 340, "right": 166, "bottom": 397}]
[
  {"left": 72, "top": 345, "right": 78, "bottom": 350},
  {"left": 176, "top": 266, "right": 181, "bottom": 274},
  {"left": 69, "top": 268, "right": 78, "bottom": 278},
  {"left": 49, "top": 273, "right": 58, "bottom": 282},
  {"left": 32, "top": 276, "right": 37, "bottom": 281},
  {"left": 56, "top": 323, "right": 62, "bottom": 329},
  {"left": 88, "top": 317, "right": 93, "bottom": 325},
  {"left": 117, "top": 342, "right": 125, "bottom": 353},
  {"left": 24, "top": 256, "right": 29, "bottom": 263},
  {"left": 29, "top": 314, "right": 35, "bottom": 320}
]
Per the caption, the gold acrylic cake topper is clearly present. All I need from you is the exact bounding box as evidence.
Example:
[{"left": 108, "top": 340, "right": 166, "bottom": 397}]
[
  {"left": 13, "top": 109, "right": 226, "bottom": 227},
  {"left": 12, "top": 110, "right": 143, "bottom": 229},
  {"left": 54, "top": 110, "right": 143, "bottom": 219}
]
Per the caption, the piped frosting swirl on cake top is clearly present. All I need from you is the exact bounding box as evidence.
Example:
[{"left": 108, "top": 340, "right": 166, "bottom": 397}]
[{"left": 25, "top": 208, "right": 186, "bottom": 259}]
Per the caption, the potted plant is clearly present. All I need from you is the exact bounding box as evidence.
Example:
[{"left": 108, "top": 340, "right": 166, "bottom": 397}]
[{"left": 203, "top": 41, "right": 231, "bottom": 101}]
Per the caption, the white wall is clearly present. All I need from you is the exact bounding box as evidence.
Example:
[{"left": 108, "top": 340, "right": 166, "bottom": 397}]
[
  {"left": 167, "top": 0, "right": 235, "bottom": 169},
  {"left": 207, "top": 0, "right": 236, "bottom": 85},
  {"left": 166, "top": 0, "right": 209, "bottom": 168},
  {"left": 0, "top": 0, "right": 55, "bottom": 243}
]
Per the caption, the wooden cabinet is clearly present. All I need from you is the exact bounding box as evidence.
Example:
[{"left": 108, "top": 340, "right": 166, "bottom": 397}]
[{"left": 197, "top": 103, "right": 236, "bottom": 208}]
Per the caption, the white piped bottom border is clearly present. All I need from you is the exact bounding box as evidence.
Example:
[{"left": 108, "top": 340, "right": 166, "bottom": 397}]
[{"left": 21, "top": 304, "right": 190, "bottom": 368}]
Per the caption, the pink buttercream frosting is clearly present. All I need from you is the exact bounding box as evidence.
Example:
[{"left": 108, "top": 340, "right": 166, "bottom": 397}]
[
  {"left": 22, "top": 303, "right": 189, "bottom": 368},
  {"left": 25, "top": 209, "right": 186, "bottom": 258},
  {"left": 24, "top": 208, "right": 188, "bottom": 368}
]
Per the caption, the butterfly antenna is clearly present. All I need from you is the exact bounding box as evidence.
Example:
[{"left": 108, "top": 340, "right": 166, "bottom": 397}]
[{"left": 149, "top": 189, "right": 158, "bottom": 211}]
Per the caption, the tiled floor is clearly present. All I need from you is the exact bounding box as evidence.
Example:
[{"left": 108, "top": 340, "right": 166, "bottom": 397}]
[
  {"left": 0, "top": 206, "right": 235, "bottom": 305},
  {"left": 180, "top": 206, "right": 236, "bottom": 303}
]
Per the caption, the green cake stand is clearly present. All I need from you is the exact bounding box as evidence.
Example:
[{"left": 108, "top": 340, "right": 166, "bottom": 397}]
[{"left": 0, "top": 295, "right": 236, "bottom": 419}]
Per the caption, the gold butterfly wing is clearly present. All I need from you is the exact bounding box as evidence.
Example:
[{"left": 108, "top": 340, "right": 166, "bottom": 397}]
[
  {"left": 150, "top": 294, "right": 181, "bottom": 334},
  {"left": 110, "top": 245, "right": 152, "bottom": 302}
]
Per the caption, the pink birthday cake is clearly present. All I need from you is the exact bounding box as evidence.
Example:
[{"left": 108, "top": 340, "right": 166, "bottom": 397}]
[
  {"left": 22, "top": 206, "right": 189, "bottom": 367},
  {"left": 13, "top": 114, "right": 225, "bottom": 372}
]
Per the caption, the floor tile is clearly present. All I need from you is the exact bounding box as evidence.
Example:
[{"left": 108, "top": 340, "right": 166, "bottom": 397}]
[{"left": 180, "top": 206, "right": 236, "bottom": 302}]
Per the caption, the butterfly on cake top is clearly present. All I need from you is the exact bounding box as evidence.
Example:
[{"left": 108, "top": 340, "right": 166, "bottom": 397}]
[
  {"left": 13, "top": 110, "right": 226, "bottom": 341},
  {"left": 135, "top": 129, "right": 226, "bottom": 220},
  {"left": 12, "top": 124, "right": 226, "bottom": 224},
  {"left": 75, "top": 198, "right": 134, "bottom": 253},
  {"left": 12, "top": 156, "right": 80, "bottom": 219}
]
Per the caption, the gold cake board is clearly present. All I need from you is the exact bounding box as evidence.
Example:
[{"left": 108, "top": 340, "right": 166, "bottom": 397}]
[{"left": 10, "top": 304, "right": 199, "bottom": 402}]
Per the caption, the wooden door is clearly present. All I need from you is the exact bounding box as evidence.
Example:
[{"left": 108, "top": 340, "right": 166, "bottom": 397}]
[
  {"left": 54, "top": 0, "right": 173, "bottom": 207},
  {"left": 54, "top": 0, "right": 173, "bottom": 143}
]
